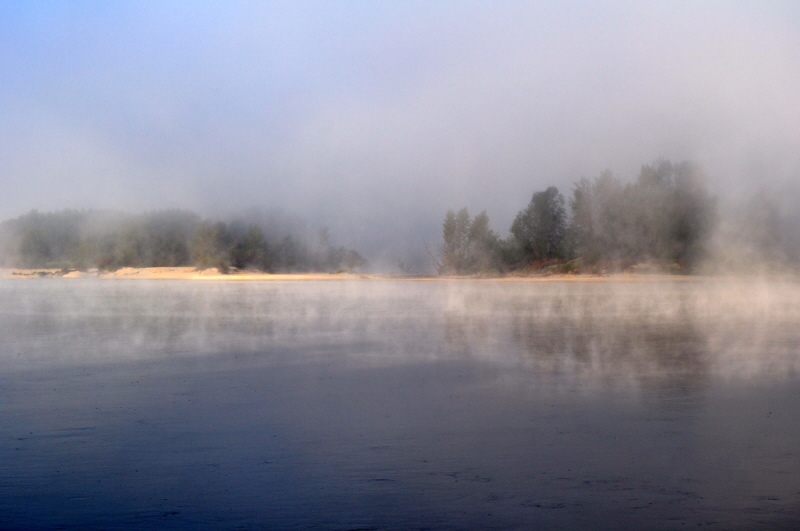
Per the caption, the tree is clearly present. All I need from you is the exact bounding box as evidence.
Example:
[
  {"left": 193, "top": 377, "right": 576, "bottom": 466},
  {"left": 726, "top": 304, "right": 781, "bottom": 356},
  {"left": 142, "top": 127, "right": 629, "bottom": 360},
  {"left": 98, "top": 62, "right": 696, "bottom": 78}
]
[
  {"left": 0, "top": 208, "right": 369, "bottom": 274},
  {"left": 510, "top": 186, "right": 567, "bottom": 264},
  {"left": 326, "top": 247, "right": 369, "bottom": 272},
  {"left": 229, "top": 224, "right": 269, "bottom": 270},
  {"left": 440, "top": 208, "right": 472, "bottom": 273},
  {"left": 142, "top": 210, "right": 199, "bottom": 267},
  {"left": 568, "top": 171, "right": 626, "bottom": 263},
  {"left": 274, "top": 235, "right": 300, "bottom": 271},
  {"left": 439, "top": 208, "right": 500, "bottom": 274},
  {"left": 466, "top": 210, "right": 500, "bottom": 271},
  {"left": 669, "top": 161, "right": 716, "bottom": 267},
  {"left": 190, "top": 222, "right": 231, "bottom": 271},
  {"left": 566, "top": 161, "right": 716, "bottom": 269}
]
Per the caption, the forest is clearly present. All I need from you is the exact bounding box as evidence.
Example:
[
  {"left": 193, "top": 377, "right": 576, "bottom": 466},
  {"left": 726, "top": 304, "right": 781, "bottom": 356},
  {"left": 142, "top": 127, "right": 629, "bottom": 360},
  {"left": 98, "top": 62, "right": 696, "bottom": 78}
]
[
  {"left": 0, "top": 208, "right": 367, "bottom": 273},
  {"left": 3, "top": 159, "right": 796, "bottom": 277},
  {"left": 437, "top": 159, "right": 798, "bottom": 275}
]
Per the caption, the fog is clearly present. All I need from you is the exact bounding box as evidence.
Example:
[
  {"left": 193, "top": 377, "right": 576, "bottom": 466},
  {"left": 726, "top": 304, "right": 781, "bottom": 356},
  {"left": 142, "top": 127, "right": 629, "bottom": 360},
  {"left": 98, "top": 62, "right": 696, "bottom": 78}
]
[
  {"left": 3, "top": 278, "right": 799, "bottom": 384},
  {"left": 3, "top": 277, "right": 800, "bottom": 528},
  {"left": 3, "top": 2, "right": 800, "bottom": 267}
]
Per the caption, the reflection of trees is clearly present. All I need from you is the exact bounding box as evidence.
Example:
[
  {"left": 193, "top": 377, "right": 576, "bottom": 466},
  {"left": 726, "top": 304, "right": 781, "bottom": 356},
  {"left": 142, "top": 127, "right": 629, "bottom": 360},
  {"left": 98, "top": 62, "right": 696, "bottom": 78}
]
[
  {"left": 511, "top": 310, "right": 709, "bottom": 388},
  {"left": 442, "top": 284, "right": 711, "bottom": 388},
  {"left": 7, "top": 279, "right": 800, "bottom": 382}
]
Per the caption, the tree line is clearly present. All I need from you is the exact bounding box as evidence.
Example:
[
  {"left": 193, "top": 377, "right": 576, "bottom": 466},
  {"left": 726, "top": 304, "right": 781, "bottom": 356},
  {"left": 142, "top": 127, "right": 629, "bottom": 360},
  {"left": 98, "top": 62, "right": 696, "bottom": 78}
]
[
  {"left": 437, "top": 160, "right": 719, "bottom": 274},
  {"left": 0, "top": 209, "right": 367, "bottom": 273}
]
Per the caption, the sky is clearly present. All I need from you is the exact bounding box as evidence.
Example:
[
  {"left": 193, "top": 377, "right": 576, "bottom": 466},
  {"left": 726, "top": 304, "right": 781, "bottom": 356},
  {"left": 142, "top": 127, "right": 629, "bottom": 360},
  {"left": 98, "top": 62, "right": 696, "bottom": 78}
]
[{"left": 2, "top": 1, "right": 800, "bottom": 267}]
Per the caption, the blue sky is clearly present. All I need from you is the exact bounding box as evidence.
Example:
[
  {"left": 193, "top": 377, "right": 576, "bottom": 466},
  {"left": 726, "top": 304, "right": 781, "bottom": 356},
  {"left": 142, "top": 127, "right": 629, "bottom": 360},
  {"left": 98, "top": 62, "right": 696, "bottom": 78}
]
[{"left": 2, "top": 1, "right": 800, "bottom": 265}]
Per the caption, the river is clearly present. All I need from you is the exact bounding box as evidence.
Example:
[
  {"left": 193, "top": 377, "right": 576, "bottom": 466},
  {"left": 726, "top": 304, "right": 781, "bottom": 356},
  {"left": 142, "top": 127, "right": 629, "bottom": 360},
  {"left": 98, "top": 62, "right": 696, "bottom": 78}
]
[{"left": 1, "top": 278, "right": 799, "bottom": 529}]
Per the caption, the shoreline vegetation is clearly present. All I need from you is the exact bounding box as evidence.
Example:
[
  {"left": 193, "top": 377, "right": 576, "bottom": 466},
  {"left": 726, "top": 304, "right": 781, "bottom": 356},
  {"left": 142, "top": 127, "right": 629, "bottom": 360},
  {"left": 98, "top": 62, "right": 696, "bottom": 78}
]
[
  {"left": 2, "top": 159, "right": 797, "bottom": 278},
  {"left": 435, "top": 159, "right": 718, "bottom": 276},
  {"left": 0, "top": 208, "right": 368, "bottom": 275},
  {"left": 435, "top": 159, "right": 799, "bottom": 276}
]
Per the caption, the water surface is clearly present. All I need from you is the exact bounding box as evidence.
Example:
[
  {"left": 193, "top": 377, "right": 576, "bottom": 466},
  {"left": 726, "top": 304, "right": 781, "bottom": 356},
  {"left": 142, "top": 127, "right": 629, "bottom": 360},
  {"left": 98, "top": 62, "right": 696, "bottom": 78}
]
[{"left": 1, "top": 278, "right": 799, "bottom": 530}]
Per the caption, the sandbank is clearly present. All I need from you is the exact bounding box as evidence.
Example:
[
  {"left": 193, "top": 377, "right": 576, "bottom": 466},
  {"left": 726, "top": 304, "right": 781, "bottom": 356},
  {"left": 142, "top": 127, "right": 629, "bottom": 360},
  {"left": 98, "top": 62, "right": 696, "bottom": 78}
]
[{"left": 0, "top": 266, "right": 706, "bottom": 282}]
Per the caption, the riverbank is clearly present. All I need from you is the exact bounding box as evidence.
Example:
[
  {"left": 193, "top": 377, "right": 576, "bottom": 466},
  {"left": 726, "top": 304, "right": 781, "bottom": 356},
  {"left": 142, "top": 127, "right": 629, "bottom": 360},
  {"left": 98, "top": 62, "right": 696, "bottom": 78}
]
[
  {"left": 0, "top": 266, "right": 708, "bottom": 282},
  {"left": 0, "top": 267, "right": 366, "bottom": 281}
]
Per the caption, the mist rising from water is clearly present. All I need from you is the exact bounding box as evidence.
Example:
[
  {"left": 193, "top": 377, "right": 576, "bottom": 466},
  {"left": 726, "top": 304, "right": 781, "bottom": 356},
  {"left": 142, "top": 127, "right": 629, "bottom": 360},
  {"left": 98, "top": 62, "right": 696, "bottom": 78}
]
[{"left": 2, "top": 279, "right": 798, "bottom": 387}]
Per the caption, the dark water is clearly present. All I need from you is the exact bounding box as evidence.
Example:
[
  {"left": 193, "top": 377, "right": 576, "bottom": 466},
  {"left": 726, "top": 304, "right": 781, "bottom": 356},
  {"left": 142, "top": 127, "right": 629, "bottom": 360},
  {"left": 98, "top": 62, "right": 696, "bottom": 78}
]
[{"left": 1, "top": 278, "right": 799, "bottom": 530}]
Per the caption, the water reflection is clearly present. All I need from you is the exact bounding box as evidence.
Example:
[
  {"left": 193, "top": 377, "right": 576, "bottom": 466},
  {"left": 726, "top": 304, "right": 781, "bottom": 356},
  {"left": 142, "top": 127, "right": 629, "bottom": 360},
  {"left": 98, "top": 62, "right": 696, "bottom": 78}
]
[
  {"left": 2, "top": 279, "right": 799, "bottom": 382},
  {"left": 509, "top": 293, "right": 710, "bottom": 390},
  {"left": 439, "top": 280, "right": 800, "bottom": 384},
  {"left": 1, "top": 278, "right": 799, "bottom": 529}
]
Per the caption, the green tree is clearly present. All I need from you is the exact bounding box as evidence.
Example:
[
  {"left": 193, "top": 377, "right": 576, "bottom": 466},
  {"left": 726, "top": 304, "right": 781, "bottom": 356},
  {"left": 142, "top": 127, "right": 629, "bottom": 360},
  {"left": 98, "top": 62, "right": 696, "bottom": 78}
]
[
  {"left": 191, "top": 222, "right": 231, "bottom": 271},
  {"left": 567, "top": 171, "right": 626, "bottom": 263},
  {"left": 274, "top": 235, "right": 300, "bottom": 271},
  {"left": 466, "top": 210, "right": 500, "bottom": 271},
  {"left": 142, "top": 210, "right": 199, "bottom": 267},
  {"left": 510, "top": 186, "right": 566, "bottom": 264},
  {"left": 668, "top": 161, "right": 716, "bottom": 267},
  {"left": 0, "top": 208, "right": 370, "bottom": 274},
  {"left": 326, "top": 247, "right": 368, "bottom": 272},
  {"left": 440, "top": 208, "right": 472, "bottom": 273},
  {"left": 229, "top": 224, "right": 269, "bottom": 270},
  {"left": 566, "top": 161, "right": 716, "bottom": 270},
  {"left": 439, "top": 208, "right": 500, "bottom": 274}
]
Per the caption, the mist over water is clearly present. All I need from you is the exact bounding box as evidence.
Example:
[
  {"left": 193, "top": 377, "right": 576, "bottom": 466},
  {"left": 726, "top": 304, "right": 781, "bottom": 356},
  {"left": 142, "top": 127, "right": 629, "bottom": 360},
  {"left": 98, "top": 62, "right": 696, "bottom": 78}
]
[
  {"left": 1, "top": 279, "right": 799, "bottom": 529},
  {"left": 4, "top": 3, "right": 800, "bottom": 527},
  {"left": 2, "top": 279, "right": 799, "bottom": 379}
]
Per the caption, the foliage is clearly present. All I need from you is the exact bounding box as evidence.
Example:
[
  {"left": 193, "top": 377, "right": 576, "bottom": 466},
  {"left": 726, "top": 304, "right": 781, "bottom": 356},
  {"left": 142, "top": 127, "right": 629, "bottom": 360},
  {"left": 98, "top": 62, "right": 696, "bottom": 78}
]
[
  {"left": 0, "top": 209, "right": 368, "bottom": 273},
  {"left": 568, "top": 161, "right": 716, "bottom": 268},
  {"left": 509, "top": 186, "right": 567, "bottom": 264},
  {"left": 191, "top": 222, "right": 231, "bottom": 271},
  {"left": 439, "top": 208, "right": 500, "bottom": 274},
  {"left": 228, "top": 224, "right": 269, "bottom": 270},
  {"left": 439, "top": 159, "right": 719, "bottom": 274}
]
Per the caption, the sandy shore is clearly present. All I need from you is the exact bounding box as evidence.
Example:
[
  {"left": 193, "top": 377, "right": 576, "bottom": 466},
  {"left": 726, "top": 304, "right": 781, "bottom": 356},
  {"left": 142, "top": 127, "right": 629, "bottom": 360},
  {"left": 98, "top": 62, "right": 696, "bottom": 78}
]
[
  {"left": 0, "top": 267, "right": 368, "bottom": 281},
  {"left": 0, "top": 266, "right": 705, "bottom": 282}
]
